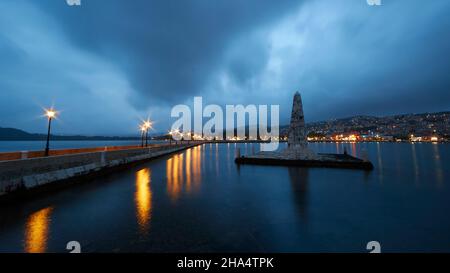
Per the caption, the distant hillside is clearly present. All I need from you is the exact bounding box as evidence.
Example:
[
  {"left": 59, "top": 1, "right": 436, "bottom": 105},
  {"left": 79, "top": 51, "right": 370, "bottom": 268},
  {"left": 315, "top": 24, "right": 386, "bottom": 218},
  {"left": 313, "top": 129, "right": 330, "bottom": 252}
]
[
  {"left": 0, "top": 128, "right": 34, "bottom": 140},
  {"left": 0, "top": 127, "right": 139, "bottom": 141}
]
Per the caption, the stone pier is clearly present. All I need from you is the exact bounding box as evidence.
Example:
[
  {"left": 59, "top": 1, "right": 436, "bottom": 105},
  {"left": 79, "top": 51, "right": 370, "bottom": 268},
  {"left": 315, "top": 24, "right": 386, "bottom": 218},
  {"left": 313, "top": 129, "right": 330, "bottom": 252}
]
[{"left": 0, "top": 143, "right": 202, "bottom": 198}]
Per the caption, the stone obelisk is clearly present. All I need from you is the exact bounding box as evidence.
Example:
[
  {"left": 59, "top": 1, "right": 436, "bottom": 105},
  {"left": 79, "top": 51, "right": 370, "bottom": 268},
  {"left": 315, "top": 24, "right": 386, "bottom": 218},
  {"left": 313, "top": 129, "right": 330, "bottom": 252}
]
[
  {"left": 288, "top": 92, "right": 307, "bottom": 149},
  {"left": 284, "top": 92, "right": 316, "bottom": 159}
]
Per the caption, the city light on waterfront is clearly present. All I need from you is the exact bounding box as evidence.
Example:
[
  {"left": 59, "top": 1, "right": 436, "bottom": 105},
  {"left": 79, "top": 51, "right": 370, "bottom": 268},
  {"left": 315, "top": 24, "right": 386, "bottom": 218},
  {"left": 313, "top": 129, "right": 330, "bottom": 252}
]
[
  {"left": 302, "top": 132, "right": 444, "bottom": 143},
  {"left": 170, "top": 129, "right": 181, "bottom": 143}
]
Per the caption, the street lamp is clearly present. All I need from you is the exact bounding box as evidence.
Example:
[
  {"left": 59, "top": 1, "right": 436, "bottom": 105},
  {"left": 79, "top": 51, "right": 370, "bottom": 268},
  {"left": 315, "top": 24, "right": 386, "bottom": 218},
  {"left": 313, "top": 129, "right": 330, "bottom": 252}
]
[
  {"left": 142, "top": 119, "right": 153, "bottom": 147},
  {"left": 44, "top": 108, "right": 57, "bottom": 156},
  {"left": 169, "top": 130, "right": 173, "bottom": 145},
  {"left": 140, "top": 125, "right": 146, "bottom": 147},
  {"left": 174, "top": 129, "right": 180, "bottom": 145}
]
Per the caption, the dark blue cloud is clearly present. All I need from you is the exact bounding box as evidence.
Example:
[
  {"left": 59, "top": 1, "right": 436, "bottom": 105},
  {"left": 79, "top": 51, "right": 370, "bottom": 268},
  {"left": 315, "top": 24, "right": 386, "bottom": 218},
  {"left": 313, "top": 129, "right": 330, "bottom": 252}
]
[
  {"left": 33, "top": 0, "right": 302, "bottom": 107},
  {"left": 0, "top": 0, "right": 449, "bottom": 134}
]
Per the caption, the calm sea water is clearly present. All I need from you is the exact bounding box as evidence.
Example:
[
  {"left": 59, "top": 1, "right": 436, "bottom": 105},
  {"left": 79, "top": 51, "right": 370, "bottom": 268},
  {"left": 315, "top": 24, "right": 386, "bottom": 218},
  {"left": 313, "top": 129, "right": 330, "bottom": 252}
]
[
  {"left": 0, "top": 140, "right": 156, "bottom": 152},
  {"left": 0, "top": 142, "right": 449, "bottom": 253}
]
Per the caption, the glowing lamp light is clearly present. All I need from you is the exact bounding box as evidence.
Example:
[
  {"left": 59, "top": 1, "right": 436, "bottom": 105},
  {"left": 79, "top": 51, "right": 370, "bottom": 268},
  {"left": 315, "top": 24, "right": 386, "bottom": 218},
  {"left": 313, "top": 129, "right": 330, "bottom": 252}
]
[
  {"left": 46, "top": 111, "right": 56, "bottom": 118},
  {"left": 140, "top": 118, "right": 153, "bottom": 147},
  {"left": 44, "top": 109, "right": 57, "bottom": 119}
]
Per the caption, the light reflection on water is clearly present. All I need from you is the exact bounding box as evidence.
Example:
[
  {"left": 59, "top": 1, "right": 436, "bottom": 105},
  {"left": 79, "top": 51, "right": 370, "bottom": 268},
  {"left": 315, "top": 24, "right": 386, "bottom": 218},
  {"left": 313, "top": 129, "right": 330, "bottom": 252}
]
[
  {"left": 166, "top": 145, "right": 202, "bottom": 201},
  {"left": 135, "top": 168, "right": 152, "bottom": 236},
  {"left": 411, "top": 144, "right": 420, "bottom": 186},
  {"left": 24, "top": 207, "right": 53, "bottom": 253},
  {"left": 432, "top": 143, "right": 444, "bottom": 188},
  {"left": 166, "top": 154, "right": 182, "bottom": 201},
  {"left": 0, "top": 142, "right": 448, "bottom": 253}
]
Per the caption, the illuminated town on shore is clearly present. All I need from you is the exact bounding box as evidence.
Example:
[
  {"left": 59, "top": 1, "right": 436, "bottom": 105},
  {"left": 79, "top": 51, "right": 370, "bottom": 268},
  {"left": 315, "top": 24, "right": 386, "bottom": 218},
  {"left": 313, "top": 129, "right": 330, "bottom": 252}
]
[
  {"left": 301, "top": 112, "right": 449, "bottom": 143},
  {"left": 165, "top": 110, "right": 449, "bottom": 143},
  {"left": 159, "top": 96, "right": 449, "bottom": 144}
]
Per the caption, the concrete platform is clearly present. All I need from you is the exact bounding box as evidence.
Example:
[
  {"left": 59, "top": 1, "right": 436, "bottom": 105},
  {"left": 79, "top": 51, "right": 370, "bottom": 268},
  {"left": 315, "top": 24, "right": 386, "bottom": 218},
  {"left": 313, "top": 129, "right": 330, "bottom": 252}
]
[
  {"left": 0, "top": 143, "right": 204, "bottom": 199},
  {"left": 235, "top": 152, "right": 374, "bottom": 170}
]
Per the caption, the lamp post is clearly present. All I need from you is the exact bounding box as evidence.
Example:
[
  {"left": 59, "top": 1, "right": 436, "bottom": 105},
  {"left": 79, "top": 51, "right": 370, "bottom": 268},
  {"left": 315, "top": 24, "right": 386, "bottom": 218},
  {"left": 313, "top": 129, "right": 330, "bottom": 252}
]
[
  {"left": 143, "top": 120, "right": 152, "bottom": 147},
  {"left": 140, "top": 125, "right": 146, "bottom": 147},
  {"left": 174, "top": 129, "right": 179, "bottom": 145},
  {"left": 169, "top": 130, "right": 173, "bottom": 145},
  {"left": 44, "top": 108, "right": 57, "bottom": 157}
]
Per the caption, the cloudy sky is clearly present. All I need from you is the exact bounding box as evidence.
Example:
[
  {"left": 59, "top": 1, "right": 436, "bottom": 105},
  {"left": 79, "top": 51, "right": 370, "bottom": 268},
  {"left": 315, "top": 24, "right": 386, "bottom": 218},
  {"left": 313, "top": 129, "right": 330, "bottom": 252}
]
[{"left": 0, "top": 0, "right": 449, "bottom": 135}]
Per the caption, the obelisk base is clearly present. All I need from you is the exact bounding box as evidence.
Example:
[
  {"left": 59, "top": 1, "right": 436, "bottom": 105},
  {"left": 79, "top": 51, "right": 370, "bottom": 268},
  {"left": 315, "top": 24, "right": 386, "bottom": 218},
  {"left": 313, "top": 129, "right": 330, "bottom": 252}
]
[{"left": 283, "top": 146, "right": 317, "bottom": 160}]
